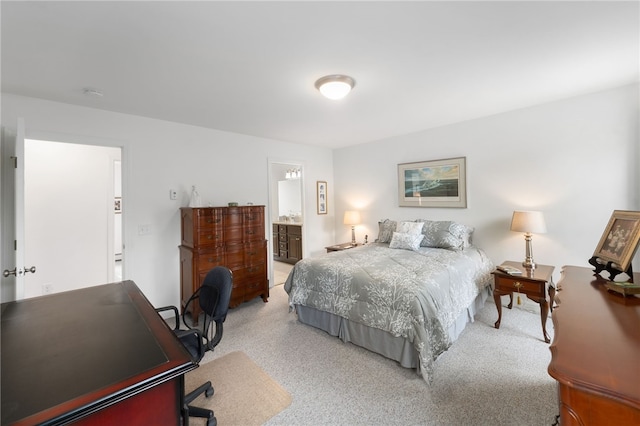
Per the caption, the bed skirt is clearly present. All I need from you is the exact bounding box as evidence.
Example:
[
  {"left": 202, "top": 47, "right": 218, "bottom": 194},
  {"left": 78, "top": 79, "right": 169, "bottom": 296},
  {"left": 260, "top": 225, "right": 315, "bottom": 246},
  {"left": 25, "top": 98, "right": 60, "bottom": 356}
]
[{"left": 295, "top": 286, "right": 491, "bottom": 370}]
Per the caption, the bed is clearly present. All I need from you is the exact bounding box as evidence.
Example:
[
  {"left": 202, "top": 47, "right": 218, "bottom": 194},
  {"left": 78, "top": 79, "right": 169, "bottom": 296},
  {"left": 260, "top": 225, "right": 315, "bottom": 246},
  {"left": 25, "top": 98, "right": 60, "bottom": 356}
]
[{"left": 284, "top": 219, "right": 494, "bottom": 383}]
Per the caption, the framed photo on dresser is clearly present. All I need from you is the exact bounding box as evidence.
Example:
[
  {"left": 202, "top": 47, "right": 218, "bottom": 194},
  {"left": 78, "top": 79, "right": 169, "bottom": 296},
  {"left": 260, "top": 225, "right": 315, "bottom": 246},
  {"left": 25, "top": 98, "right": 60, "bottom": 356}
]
[{"left": 593, "top": 210, "right": 640, "bottom": 271}]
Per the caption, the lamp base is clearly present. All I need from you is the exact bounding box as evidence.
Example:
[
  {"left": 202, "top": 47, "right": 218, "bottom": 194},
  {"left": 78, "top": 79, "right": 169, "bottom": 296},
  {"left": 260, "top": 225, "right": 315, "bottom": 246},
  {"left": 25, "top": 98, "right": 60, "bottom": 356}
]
[
  {"left": 522, "top": 233, "right": 536, "bottom": 270},
  {"left": 522, "top": 259, "right": 536, "bottom": 270}
]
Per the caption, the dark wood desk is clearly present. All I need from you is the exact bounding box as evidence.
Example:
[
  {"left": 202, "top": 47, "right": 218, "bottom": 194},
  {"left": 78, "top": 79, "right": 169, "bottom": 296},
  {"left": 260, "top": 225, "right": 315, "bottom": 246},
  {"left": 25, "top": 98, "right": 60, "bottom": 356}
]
[
  {"left": 1, "top": 281, "right": 195, "bottom": 425},
  {"left": 548, "top": 266, "right": 640, "bottom": 425}
]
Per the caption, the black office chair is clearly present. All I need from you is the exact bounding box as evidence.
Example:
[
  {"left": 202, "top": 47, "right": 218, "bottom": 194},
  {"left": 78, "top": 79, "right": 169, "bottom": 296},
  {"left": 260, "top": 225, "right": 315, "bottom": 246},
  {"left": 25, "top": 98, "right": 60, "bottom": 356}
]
[
  {"left": 182, "top": 266, "right": 233, "bottom": 352},
  {"left": 156, "top": 266, "right": 233, "bottom": 426}
]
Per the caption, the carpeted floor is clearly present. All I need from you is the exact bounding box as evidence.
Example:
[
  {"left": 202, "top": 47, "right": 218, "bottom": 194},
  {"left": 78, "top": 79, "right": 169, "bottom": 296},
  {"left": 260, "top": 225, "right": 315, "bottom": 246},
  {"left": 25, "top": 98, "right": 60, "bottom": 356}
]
[{"left": 199, "top": 286, "right": 558, "bottom": 425}]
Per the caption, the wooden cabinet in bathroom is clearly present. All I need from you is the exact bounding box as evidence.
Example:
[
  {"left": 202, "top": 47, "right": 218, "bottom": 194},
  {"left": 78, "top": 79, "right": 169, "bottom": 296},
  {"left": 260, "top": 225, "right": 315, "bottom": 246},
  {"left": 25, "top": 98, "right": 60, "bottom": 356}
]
[{"left": 273, "top": 223, "right": 302, "bottom": 265}]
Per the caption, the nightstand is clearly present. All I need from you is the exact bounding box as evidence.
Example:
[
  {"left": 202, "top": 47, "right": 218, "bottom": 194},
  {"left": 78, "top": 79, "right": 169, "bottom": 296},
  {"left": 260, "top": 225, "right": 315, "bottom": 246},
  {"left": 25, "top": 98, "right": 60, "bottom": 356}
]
[
  {"left": 492, "top": 261, "right": 555, "bottom": 343},
  {"left": 325, "top": 242, "right": 361, "bottom": 253}
]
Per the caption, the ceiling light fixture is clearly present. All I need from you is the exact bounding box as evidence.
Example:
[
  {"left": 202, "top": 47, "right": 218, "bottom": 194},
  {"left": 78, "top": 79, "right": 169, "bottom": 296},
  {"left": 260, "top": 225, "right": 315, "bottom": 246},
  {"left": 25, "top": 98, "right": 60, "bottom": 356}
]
[{"left": 314, "top": 75, "right": 355, "bottom": 100}]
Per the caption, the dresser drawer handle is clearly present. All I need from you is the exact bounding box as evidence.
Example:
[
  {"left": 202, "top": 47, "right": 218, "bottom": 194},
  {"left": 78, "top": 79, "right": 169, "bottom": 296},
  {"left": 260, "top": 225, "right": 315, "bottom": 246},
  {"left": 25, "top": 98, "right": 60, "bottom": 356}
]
[
  {"left": 247, "top": 230, "right": 255, "bottom": 235},
  {"left": 513, "top": 282, "right": 523, "bottom": 289},
  {"left": 207, "top": 257, "right": 221, "bottom": 263}
]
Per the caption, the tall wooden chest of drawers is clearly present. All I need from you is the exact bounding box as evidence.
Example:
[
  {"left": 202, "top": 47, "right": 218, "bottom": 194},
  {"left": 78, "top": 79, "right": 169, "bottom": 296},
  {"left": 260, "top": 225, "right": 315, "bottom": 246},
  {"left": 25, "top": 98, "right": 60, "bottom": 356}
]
[{"left": 180, "top": 206, "right": 269, "bottom": 319}]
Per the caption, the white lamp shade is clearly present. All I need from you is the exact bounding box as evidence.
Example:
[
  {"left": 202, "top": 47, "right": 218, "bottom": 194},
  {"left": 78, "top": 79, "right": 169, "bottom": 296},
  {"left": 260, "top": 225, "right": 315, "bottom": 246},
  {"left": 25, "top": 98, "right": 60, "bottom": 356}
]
[
  {"left": 343, "top": 210, "right": 361, "bottom": 225},
  {"left": 510, "top": 210, "right": 547, "bottom": 234}
]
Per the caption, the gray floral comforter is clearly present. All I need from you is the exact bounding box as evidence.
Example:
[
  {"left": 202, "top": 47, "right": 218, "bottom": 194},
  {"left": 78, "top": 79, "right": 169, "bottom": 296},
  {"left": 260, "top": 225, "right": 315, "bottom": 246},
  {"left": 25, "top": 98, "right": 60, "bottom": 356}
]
[{"left": 284, "top": 243, "right": 494, "bottom": 382}]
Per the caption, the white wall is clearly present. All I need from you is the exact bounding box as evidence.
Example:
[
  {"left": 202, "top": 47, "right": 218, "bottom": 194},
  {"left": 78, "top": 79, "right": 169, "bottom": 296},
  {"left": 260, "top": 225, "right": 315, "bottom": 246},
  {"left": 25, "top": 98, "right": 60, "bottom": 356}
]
[
  {"left": 1, "top": 94, "right": 335, "bottom": 307},
  {"left": 3, "top": 84, "right": 638, "bottom": 306},
  {"left": 333, "top": 84, "right": 640, "bottom": 281}
]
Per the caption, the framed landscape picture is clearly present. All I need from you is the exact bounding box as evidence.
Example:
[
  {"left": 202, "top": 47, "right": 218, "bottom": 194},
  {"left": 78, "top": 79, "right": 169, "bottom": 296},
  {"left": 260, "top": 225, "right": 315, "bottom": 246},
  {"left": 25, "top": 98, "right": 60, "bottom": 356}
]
[
  {"left": 398, "top": 157, "right": 467, "bottom": 208},
  {"left": 593, "top": 210, "right": 640, "bottom": 271}
]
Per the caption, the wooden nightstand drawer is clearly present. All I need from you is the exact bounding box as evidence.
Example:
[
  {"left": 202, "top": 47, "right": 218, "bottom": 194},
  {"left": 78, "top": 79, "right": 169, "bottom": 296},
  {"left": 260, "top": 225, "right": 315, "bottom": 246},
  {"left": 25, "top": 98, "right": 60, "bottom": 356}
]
[{"left": 495, "top": 275, "right": 545, "bottom": 297}]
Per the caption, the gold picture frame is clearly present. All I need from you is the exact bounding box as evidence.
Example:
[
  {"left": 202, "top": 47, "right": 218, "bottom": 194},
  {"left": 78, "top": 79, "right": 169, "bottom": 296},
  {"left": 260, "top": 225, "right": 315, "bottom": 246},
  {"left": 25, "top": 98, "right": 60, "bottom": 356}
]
[
  {"left": 317, "top": 181, "right": 327, "bottom": 215},
  {"left": 593, "top": 210, "right": 640, "bottom": 271},
  {"left": 398, "top": 157, "right": 467, "bottom": 208}
]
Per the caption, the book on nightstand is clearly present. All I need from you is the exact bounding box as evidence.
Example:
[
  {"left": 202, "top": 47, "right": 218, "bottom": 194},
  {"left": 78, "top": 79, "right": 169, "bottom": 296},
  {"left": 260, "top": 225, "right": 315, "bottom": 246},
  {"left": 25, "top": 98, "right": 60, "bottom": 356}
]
[{"left": 496, "top": 264, "right": 522, "bottom": 275}]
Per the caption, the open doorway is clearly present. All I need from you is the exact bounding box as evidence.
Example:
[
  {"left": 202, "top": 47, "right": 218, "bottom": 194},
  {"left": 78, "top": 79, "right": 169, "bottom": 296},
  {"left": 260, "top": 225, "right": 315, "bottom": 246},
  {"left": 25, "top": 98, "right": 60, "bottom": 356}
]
[
  {"left": 23, "top": 139, "right": 122, "bottom": 297},
  {"left": 268, "top": 160, "right": 304, "bottom": 286}
]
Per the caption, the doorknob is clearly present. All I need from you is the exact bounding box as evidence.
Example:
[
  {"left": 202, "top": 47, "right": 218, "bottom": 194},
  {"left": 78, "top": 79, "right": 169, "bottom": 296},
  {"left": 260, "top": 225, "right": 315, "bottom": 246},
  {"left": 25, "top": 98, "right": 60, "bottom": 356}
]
[
  {"left": 3, "top": 266, "right": 36, "bottom": 277},
  {"left": 3, "top": 268, "right": 17, "bottom": 278}
]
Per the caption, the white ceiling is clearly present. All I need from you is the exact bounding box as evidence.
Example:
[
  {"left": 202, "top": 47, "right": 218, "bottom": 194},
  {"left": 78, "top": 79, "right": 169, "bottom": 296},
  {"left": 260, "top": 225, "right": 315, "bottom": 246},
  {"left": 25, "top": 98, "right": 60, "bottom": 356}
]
[{"left": 2, "top": 1, "right": 638, "bottom": 149}]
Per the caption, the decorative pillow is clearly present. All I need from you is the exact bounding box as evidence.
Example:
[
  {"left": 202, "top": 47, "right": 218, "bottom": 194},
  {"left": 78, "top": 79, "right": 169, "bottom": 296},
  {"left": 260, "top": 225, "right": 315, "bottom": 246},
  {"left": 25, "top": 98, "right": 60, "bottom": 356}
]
[
  {"left": 389, "top": 232, "right": 424, "bottom": 251},
  {"left": 396, "top": 220, "right": 425, "bottom": 236},
  {"left": 375, "top": 219, "right": 397, "bottom": 243},
  {"left": 416, "top": 220, "right": 474, "bottom": 251}
]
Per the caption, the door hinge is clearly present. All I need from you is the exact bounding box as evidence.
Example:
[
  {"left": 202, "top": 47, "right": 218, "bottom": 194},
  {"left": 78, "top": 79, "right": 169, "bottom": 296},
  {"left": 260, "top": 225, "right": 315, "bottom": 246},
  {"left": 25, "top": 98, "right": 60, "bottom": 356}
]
[{"left": 14, "top": 240, "right": 17, "bottom": 250}]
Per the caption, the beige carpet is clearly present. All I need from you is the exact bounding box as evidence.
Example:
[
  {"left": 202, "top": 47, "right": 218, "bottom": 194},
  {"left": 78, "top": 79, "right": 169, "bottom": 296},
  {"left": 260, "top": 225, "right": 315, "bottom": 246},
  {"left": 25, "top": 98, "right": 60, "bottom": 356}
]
[{"left": 185, "top": 351, "right": 292, "bottom": 426}]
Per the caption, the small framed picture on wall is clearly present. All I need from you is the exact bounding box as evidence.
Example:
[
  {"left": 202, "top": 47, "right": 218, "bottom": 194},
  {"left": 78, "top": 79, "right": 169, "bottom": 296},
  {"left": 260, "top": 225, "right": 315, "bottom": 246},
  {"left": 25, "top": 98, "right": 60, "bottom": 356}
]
[{"left": 317, "top": 181, "right": 327, "bottom": 215}]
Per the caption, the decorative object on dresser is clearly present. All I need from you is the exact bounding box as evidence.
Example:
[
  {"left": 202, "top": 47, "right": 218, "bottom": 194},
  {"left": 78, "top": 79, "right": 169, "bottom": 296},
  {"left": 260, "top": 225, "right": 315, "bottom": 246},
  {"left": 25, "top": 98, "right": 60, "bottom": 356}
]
[
  {"left": 180, "top": 206, "right": 268, "bottom": 320},
  {"left": 343, "top": 210, "right": 361, "bottom": 245},
  {"left": 272, "top": 223, "right": 302, "bottom": 265},
  {"left": 510, "top": 210, "right": 547, "bottom": 270},
  {"left": 549, "top": 266, "right": 640, "bottom": 425},
  {"left": 397, "top": 157, "right": 467, "bottom": 208},
  {"left": 589, "top": 209, "right": 640, "bottom": 284},
  {"left": 492, "top": 261, "right": 555, "bottom": 343}
]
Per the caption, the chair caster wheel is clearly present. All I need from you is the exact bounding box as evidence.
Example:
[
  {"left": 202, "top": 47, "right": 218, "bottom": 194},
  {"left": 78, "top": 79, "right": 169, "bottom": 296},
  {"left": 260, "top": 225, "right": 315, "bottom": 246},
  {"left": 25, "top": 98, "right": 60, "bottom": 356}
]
[
  {"left": 205, "top": 386, "right": 214, "bottom": 398},
  {"left": 207, "top": 416, "right": 217, "bottom": 426}
]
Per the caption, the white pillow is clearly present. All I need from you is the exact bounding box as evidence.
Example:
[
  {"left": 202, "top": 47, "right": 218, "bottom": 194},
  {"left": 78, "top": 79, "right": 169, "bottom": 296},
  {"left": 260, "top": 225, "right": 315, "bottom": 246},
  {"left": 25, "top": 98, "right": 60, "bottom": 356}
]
[
  {"left": 389, "top": 232, "right": 424, "bottom": 251},
  {"left": 396, "top": 221, "right": 424, "bottom": 236}
]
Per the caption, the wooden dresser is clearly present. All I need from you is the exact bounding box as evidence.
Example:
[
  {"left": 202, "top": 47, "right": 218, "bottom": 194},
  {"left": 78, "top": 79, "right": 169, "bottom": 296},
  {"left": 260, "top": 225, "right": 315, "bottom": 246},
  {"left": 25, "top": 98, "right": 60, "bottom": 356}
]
[
  {"left": 548, "top": 266, "right": 640, "bottom": 425},
  {"left": 180, "top": 206, "right": 269, "bottom": 318}
]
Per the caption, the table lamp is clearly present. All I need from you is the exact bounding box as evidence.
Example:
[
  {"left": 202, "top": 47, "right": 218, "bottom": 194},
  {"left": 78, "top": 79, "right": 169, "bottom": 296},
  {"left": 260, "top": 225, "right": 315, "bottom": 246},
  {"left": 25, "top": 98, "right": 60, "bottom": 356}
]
[
  {"left": 510, "top": 210, "right": 547, "bottom": 270},
  {"left": 343, "top": 210, "right": 361, "bottom": 245}
]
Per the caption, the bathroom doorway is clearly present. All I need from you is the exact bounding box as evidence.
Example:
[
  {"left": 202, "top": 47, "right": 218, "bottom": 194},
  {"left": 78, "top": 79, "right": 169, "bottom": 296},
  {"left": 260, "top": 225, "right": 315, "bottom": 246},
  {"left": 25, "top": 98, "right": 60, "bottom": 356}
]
[{"left": 268, "top": 160, "right": 304, "bottom": 286}]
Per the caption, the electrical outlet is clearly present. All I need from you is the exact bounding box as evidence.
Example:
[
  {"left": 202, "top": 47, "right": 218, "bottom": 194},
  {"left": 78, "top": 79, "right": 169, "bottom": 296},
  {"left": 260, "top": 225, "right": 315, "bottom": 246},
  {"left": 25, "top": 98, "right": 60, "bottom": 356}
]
[
  {"left": 138, "top": 224, "right": 151, "bottom": 235},
  {"left": 42, "top": 283, "right": 53, "bottom": 294},
  {"left": 170, "top": 189, "right": 177, "bottom": 200}
]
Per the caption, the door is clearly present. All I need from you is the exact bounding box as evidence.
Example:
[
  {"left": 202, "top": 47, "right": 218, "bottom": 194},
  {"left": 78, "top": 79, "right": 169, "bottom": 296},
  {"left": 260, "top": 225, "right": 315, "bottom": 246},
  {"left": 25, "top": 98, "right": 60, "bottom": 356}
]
[
  {"left": 1, "top": 118, "right": 28, "bottom": 301},
  {"left": 1, "top": 119, "right": 122, "bottom": 302}
]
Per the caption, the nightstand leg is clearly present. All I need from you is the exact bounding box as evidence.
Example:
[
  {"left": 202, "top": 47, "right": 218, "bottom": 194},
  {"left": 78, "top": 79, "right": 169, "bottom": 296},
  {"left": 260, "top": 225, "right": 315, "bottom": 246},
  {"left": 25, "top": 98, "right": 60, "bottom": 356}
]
[{"left": 493, "top": 291, "right": 503, "bottom": 329}]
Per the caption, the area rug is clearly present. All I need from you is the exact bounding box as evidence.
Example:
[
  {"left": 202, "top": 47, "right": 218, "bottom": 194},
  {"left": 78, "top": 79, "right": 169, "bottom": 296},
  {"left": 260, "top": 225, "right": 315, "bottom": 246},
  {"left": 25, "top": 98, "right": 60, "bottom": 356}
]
[{"left": 185, "top": 351, "right": 292, "bottom": 426}]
